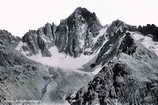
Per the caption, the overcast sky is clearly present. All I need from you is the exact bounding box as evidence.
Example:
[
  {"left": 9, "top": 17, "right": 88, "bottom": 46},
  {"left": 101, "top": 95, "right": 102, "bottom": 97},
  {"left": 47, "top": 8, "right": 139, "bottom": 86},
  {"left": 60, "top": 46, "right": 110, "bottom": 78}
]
[{"left": 0, "top": 0, "right": 158, "bottom": 36}]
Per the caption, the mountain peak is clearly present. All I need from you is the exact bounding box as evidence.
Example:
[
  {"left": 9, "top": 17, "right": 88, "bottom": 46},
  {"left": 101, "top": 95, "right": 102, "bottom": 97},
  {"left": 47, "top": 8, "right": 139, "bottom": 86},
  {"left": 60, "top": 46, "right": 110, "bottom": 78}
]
[
  {"left": 106, "top": 19, "right": 136, "bottom": 38},
  {"left": 74, "top": 7, "right": 88, "bottom": 14},
  {"left": 73, "top": 7, "right": 94, "bottom": 16},
  {"left": 73, "top": 7, "right": 96, "bottom": 18},
  {"left": 68, "top": 7, "right": 100, "bottom": 25}
]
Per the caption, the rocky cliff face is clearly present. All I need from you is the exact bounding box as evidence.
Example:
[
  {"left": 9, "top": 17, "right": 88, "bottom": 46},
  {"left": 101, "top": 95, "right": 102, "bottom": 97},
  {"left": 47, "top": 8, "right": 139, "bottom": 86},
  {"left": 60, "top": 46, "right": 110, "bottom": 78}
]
[
  {"left": 0, "top": 7, "right": 158, "bottom": 105},
  {"left": 19, "top": 7, "right": 103, "bottom": 57},
  {"left": 66, "top": 20, "right": 158, "bottom": 105},
  {"left": 21, "top": 23, "right": 56, "bottom": 56},
  {"left": 0, "top": 30, "right": 20, "bottom": 47},
  {"left": 55, "top": 7, "right": 103, "bottom": 57}
]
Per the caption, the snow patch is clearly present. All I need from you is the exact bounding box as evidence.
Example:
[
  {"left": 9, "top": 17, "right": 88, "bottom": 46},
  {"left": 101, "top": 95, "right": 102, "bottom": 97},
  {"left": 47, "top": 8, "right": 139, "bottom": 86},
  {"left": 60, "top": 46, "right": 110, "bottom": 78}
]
[
  {"left": 41, "top": 35, "right": 51, "bottom": 43},
  {"left": 132, "top": 32, "right": 158, "bottom": 56},
  {"left": 131, "top": 32, "right": 145, "bottom": 41},
  {"left": 28, "top": 46, "right": 96, "bottom": 72},
  {"left": 16, "top": 41, "right": 25, "bottom": 51},
  {"left": 78, "top": 24, "right": 87, "bottom": 47},
  {"left": 93, "top": 27, "right": 107, "bottom": 43},
  {"left": 91, "top": 65, "right": 102, "bottom": 75},
  {"left": 15, "top": 41, "right": 30, "bottom": 55}
]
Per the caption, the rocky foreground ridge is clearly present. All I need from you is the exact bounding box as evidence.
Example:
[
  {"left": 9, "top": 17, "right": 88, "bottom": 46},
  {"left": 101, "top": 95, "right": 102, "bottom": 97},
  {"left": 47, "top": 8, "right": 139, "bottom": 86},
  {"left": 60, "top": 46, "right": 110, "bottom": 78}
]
[{"left": 0, "top": 7, "right": 158, "bottom": 105}]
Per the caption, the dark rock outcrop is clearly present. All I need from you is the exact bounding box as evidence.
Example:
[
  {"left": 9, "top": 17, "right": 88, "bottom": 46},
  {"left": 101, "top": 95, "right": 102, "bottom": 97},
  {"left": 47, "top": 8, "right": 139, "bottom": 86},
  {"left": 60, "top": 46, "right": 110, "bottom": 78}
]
[
  {"left": 67, "top": 61, "right": 158, "bottom": 105},
  {"left": 22, "top": 23, "right": 56, "bottom": 56},
  {"left": 55, "top": 7, "right": 103, "bottom": 57},
  {"left": 0, "top": 30, "right": 20, "bottom": 47},
  {"left": 137, "top": 24, "right": 158, "bottom": 41}
]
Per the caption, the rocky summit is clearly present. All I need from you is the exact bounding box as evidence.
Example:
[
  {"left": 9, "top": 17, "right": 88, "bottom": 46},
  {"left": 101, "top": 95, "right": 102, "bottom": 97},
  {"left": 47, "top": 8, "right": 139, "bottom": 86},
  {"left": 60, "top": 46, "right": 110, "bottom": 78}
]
[{"left": 0, "top": 7, "right": 158, "bottom": 105}]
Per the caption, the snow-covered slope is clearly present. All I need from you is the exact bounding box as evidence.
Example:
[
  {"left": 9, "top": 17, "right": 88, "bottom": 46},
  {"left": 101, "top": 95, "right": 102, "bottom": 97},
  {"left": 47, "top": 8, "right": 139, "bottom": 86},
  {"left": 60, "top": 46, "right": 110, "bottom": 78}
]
[
  {"left": 28, "top": 46, "right": 96, "bottom": 71},
  {"left": 131, "top": 32, "right": 158, "bottom": 55}
]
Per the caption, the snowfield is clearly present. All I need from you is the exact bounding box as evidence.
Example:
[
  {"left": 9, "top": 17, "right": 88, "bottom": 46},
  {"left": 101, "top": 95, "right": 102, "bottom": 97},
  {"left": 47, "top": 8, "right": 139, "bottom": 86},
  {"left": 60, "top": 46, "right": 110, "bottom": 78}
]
[{"left": 28, "top": 46, "right": 96, "bottom": 72}]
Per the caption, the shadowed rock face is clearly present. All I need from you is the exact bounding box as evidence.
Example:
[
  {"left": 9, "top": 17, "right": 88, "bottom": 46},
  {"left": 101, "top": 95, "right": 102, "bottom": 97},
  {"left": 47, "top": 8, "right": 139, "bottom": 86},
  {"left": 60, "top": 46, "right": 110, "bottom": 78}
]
[
  {"left": 0, "top": 30, "right": 20, "bottom": 47},
  {"left": 66, "top": 7, "right": 102, "bottom": 34},
  {"left": 20, "top": 7, "right": 103, "bottom": 57},
  {"left": 66, "top": 20, "right": 158, "bottom": 105},
  {"left": 22, "top": 23, "right": 56, "bottom": 56},
  {"left": 55, "top": 7, "right": 103, "bottom": 57},
  {"left": 0, "top": 7, "right": 158, "bottom": 105}
]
